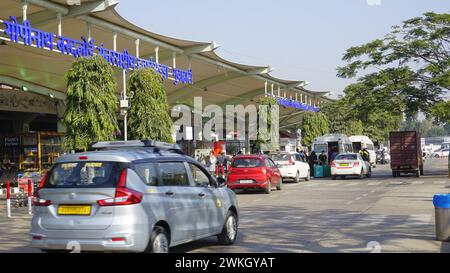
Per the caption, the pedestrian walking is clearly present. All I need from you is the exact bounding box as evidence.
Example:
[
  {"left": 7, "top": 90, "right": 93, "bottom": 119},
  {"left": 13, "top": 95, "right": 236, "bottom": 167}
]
[
  {"left": 319, "top": 150, "right": 327, "bottom": 165},
  {"left": 308, "top": 151, "right": 318, "bottom": 176}
]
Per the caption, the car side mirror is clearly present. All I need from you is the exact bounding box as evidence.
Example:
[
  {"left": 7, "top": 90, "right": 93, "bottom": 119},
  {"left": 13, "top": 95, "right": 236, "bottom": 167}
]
[{"left": 217, "top": 177, "right": 227, "bottom": 187}]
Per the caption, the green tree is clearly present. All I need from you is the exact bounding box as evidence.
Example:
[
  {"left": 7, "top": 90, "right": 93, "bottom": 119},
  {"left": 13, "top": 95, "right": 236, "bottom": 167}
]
[
  {"left": 321, "top": 100, "right": 363, "bottom": 136},
  {"left": 337, "top": 12, "right": 450, "bottom": 116},
  {"left": 127, "top": 68, "right": 174, "bottom": 142},
  {"left": 427, "top": 100, "right": 450, "bottom": 124},
  {"left": 300, "top": 112, "right": 329, "bottom": 148},
  {"left": 253, "top": 96, "right": 278, "bottom": 152},
  {"left": 64, "top": 55, "right": 119, "bottom": 151}
]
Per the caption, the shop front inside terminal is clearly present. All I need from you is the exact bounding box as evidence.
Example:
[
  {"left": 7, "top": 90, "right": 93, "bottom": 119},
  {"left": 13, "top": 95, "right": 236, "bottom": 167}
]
[{"left": 0, "top": 84, "right": 64, "bottom": 184}]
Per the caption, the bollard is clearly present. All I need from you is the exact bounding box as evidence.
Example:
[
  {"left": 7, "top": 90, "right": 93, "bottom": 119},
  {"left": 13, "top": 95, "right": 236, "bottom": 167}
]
[
  {"left": 215, "top": 165, "right": 219, "bottom": 177},
  {"left": 6, "top": 180, "right": 11, "bottom": 218},
  {"left": 28, "top": 179, "right": 33, "bottom": 215}
]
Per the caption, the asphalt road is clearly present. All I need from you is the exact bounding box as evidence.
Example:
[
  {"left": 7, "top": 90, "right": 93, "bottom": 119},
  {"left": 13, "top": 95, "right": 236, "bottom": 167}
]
[{"left": 0, "top": 158, "right": 449, "bottom": 253}]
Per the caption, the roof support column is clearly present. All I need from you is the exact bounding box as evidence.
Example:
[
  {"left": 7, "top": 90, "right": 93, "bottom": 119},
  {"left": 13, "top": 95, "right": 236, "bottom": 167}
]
[
  {"left": 271, "top": 84, "right": 274, "bottom": 96},
  {"left": 264, "top": 81, "right": 268, "bottom": 96},
  {"left": 113, "top": 31, "right": 117, "bottom": 51},
  {"left": 172, "top": 52, "right": 176, "bottom": 68},
  {"left": 22, "top": 0, "right": 28, "bottom": 22},
  {"left": 155, "top": 46, "right": 159, "bottom": 63},
  {"left": 57, "top": 13, "right": 62, "bottom": 36},
  {"left": 300, "top": 93, "right": 303, "bottom": 103},
  {"left": 188, "top": 56, "right": 192, "bottom": 70},
  {"left": 295, "top": 93, "right": 298, "bottom": 101},
  {"left": 86, "top": 22, "right": 91, "bottom": 41},
  {"left": 135, "top": 39, "right": 140, "bottom": 58}
]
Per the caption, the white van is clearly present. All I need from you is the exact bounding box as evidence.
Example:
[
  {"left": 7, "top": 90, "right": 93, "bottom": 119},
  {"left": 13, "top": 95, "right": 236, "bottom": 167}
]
[
  {"left": 349, "top": 135, "right": 376, "bottom": 167},
  {"left": 312, "top": 134, "right": 353, "bottom": 164}
]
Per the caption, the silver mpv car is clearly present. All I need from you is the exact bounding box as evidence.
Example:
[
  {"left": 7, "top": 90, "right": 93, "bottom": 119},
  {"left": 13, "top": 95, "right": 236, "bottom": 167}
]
[{"left": 30, "top": 141, "right": 239, "bottom": 253}]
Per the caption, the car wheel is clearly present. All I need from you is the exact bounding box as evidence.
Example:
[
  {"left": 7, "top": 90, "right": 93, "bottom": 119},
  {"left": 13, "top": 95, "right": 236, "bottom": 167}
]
[
  {"left": 331, "top": 175, "right": 336, "bottom": 180},
  {"left": 359, "top": 170, "right": 364, "bottom": 179},
  {"left": 146, "top": 225, "right": 170, "bottom": 253},
  {"left": 367, "top": 167, "right": 372, "bottom": 178},
  {"left": 265, "top": 180, "right": 271, "bottom": 194},
  {"left": 276, "top": 179, "right": 282, "bottom": 191},
  {"left": 305, "top": 171, "right": 311, "bottom": 181},
  {"left": 217, "top": 211, "right": 238, "bottom": 245},
  {"left": 295, "top": 172, "right": 300, "bottom": 183},
  {"left": 341, "top": 176, "right": 346, "bottom": 180}
]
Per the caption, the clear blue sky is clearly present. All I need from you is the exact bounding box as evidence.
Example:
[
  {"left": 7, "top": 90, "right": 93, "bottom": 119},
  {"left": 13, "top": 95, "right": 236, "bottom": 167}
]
[{"left": 117, "top": 0, "right": 449, "bottom": 97}]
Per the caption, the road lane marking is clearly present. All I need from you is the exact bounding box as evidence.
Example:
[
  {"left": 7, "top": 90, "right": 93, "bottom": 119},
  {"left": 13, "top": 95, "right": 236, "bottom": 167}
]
[
  {"left": 325, "top": 183, "right": 341, "bottom": 186},
  {"left": 368, "top": 182, "right": 382, "bottom": 186},
  {"left": 347, "top": 182, "right": 361, "bottom": 186},
  {"left": 407, "top": 214, "right": 432, "bottom": 225},
  {"left": 433, "top": 181, "right": 447, "bottom": 185},
  {"left": 412, "top": 181, "right": 425, "bottom": 185}
]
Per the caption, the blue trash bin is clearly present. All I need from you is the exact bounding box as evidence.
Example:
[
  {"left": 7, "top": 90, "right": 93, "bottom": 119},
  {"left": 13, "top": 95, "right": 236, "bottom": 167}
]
[{"left": 433, "top": 194, "right": 450, "bottom": 242}]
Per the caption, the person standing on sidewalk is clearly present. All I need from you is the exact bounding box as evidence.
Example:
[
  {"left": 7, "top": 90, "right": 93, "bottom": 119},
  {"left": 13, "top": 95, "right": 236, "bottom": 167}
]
[{"left": 208, "top": 150, "right": 217, "bottom": 175}]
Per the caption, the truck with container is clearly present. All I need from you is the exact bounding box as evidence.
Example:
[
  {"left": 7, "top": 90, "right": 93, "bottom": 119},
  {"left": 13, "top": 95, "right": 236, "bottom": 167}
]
[{"left": 389, "top": 131, "right": 424, "bottom": 177}]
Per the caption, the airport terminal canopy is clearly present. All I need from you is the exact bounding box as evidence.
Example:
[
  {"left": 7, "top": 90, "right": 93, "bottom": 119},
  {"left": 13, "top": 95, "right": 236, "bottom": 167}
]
[{"left": 0, "top": 0, "right": 333, "bottom": 130}]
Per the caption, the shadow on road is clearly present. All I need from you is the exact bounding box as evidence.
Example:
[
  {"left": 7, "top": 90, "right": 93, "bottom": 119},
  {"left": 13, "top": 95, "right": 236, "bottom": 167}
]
[{"left": 171, "top": 205, "right": 441, "bottom": 253}]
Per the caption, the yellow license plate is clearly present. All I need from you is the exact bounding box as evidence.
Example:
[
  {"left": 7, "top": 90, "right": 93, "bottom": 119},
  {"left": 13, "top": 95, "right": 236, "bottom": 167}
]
[
  {"left": 340, "top": 163, "right": 349, "bottom": 167},
  {"left": 58, "top": 205, "right": 91, "bottom": 215}
]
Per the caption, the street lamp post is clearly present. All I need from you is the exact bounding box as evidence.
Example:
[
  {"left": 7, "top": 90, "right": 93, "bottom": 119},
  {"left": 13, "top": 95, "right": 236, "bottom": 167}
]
[{"left": 120, "top": 69, "right": 129, "bottom": 141}]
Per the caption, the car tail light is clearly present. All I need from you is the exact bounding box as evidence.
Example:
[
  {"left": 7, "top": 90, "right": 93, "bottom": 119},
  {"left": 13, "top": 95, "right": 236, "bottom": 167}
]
[
  {"left": 262, "top": 168, "right": 267, "bottom": 174},
  {"left": 32, "top": 191, "right": 52, "bottom": 207},
  {"left": 38, "top": 171, "right": 49, "bottom": 189},
  {"left": 97, "top": 169, "right": 143, "bottom": 206},
  {"left": 111, "top": 237, "right": 126, "bottom": 242},
  {"left": 353, "top": 162, "right": 360, "bottom": 167},
  {"left": 330, "top": 161, "right": 336, "bottom": 167}
]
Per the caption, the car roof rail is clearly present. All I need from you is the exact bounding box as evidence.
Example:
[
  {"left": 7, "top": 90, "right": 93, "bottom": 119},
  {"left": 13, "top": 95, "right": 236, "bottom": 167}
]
[{"left": 89, "top": 140, "right": 184, "bottom": 154}]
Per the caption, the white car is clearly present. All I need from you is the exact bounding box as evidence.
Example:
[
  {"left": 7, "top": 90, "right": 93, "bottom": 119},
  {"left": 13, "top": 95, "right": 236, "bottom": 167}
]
[
  {"left": 432, "top": 148, "right": 450, "bottom": 158},
  {"left": 270, "top": 153, "right": 310, "bottom": 183},
  {"left": 331, "top": 153, "right": 371, "bottom": 179}
]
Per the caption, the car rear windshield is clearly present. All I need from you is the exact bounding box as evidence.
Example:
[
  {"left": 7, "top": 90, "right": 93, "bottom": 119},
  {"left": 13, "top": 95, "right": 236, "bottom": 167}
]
[
  {"left": 271, "top": 154, "right": 291, "bottom": 161},
  {"left": 232, "top": 158, "right": 263, "bottom": 168},
  {"left": 335, "top": 154, "right": 357, "bottom": 160},
  {"left": 43, "top": 162, "right": 125, "bottom": 188}
]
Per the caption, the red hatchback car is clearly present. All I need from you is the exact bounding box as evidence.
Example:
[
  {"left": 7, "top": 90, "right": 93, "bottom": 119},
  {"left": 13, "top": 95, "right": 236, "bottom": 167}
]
[{"left": 227, "top": 155, "right": 282, "bottom": 194}]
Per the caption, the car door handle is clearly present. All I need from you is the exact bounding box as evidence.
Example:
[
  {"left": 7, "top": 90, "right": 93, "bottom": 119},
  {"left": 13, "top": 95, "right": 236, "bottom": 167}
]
[
  {"left": 165, "top": 191, "right": 174, "bottom": 196},
  {"left": 198, "top": 192, "right": 206, "bottom": 197}
]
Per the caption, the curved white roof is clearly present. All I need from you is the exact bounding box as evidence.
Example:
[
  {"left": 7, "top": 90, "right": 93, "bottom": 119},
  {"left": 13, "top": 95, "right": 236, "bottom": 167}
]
[{"left": 0, "top": 0, "right": 333, "bottom": 130}]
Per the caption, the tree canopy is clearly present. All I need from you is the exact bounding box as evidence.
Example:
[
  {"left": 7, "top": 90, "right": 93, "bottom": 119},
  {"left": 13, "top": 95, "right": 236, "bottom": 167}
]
[
  {"left": 300, "top": 112, "right": 329, "bottom": 147},
  {"left": 127, "top": 68, "right": 174, "bottom": 142},
  {"left": 337, "top": 12, "right": 450, "bottom": 117},
  {"left": 63, "top": 55, "right": 119, "bottom": 151}
]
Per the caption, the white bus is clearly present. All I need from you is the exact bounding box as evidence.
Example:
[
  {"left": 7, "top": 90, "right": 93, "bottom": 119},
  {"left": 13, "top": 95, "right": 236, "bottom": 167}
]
[
  {"left": 312, "top": 134, "right": 353, "bottom": 164},
  {"left": 349, "top": 135, "right": 376, "bottom": 167}
]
